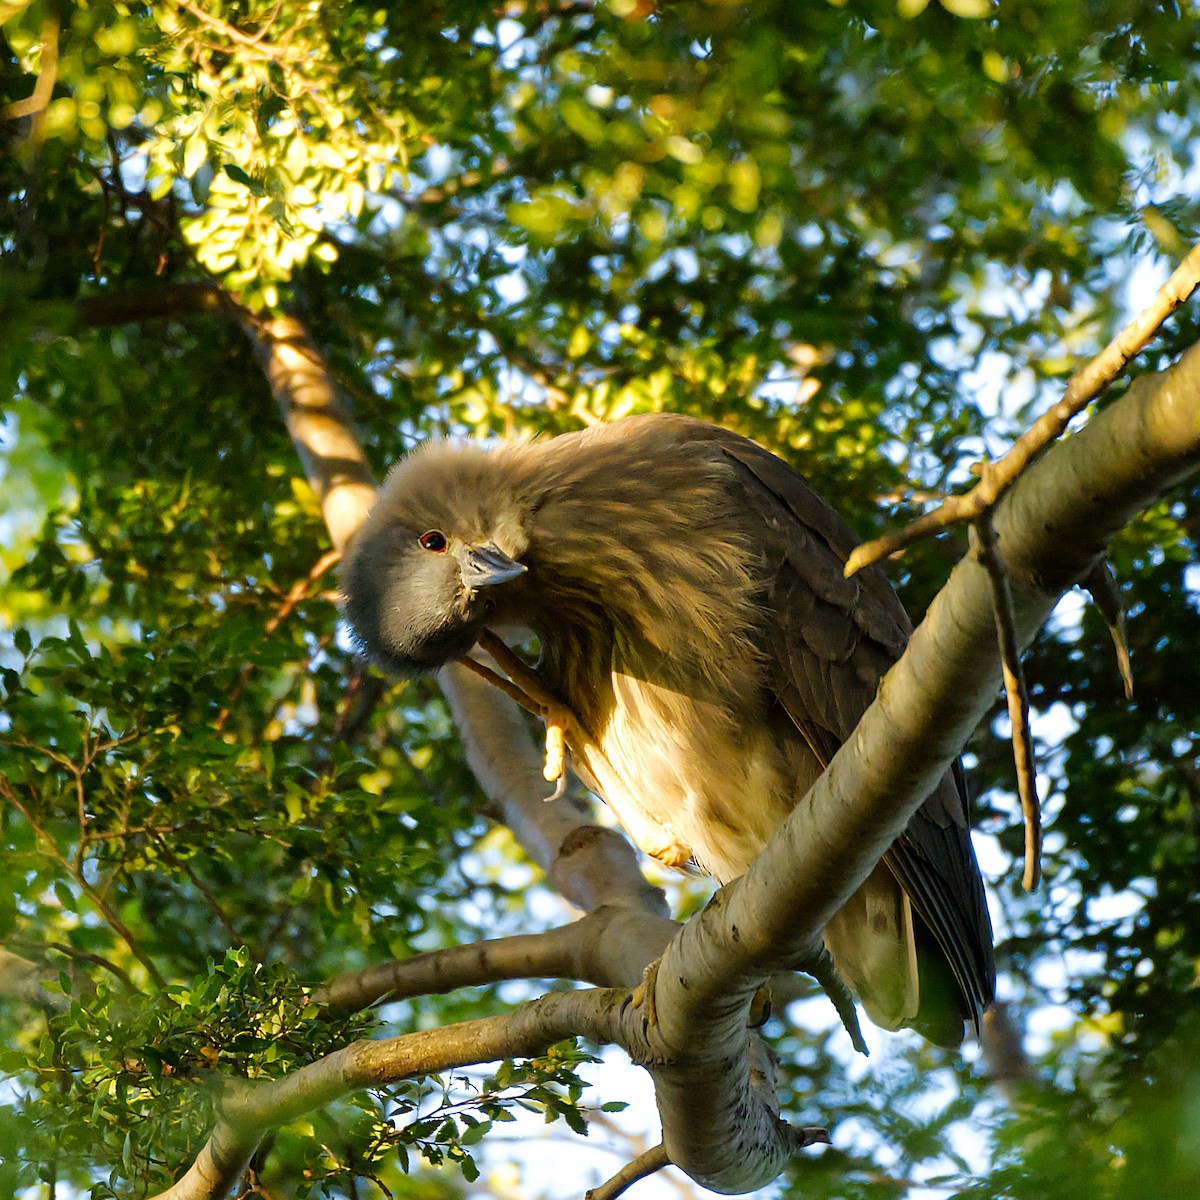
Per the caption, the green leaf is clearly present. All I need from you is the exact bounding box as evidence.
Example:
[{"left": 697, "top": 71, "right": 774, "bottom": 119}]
[
  {"left": 52, "top": 881, "right": 78, "bottom": 913},
  {"left": 222, "top": 163, "right": 264, "bottom": 196},
  {"left": 460, "top": 1118, "right": 491, "bottom": 1146}
]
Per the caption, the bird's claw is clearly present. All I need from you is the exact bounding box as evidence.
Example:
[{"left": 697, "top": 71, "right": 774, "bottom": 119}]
[
  {"left": 542, "top": 771, "right": 568, "bottom": 803},
  {"left": 748, "top": 985, "right": 773, "bottom": 1029},
  {"left": 626, "top": 957, "right": 661, "bottom": 1030},
  {"left": 647, "top": 842, "right": 693, "bottom": 871},
  {"left": 542, "top": 714, "right": 567, "bottom": 784}
]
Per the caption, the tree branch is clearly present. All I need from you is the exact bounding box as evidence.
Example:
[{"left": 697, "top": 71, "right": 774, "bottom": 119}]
[
  {"left": 314, "top": 907, "right": 678, "bottom": 1012},
  {"left": 586, "top": 1143, "right": 672, "bottom": 1200},
  {"left": 150, "top": 987, "right": 627, "bottom": 1200},
  {"left": 974, "top": 516, "right": 1042, "bottom": 891},
  {"left": 1, "top": 10, "right": 59, "bottom": 136},
  {"left": 1082, "top": 560, "right": 1135, "bottom": 699},
  {"left": 846, "top": 239, "right": 1200, "bottom": 575},
  {"left": 224, "top": 295, "right": 1200, "bottom": 1196},
  {"left": 236, "top": 310, "right": 378, "bottom": 553}
]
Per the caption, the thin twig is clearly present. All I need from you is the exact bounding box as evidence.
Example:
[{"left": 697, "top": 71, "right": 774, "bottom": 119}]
[
  {"left": 33, "top": 940, "right": 139, "bottom": 992},
  {"left": 173, "top": 0, "right": 288, "bottom": 55},
  {"left": 216, "top": 549, "right": 340, "bottom": 730},
  {"left": 1082, "top": 561, "right": 1134, "bottom": 700},
  {"left": 974, "top": 519, "right": 1042, "bottom": 891},
  {"left": 1, "top": 12, "right": 59, "bottom": 127},
  {"left": 0, "top": 777, "right": 168, "bottom": 987},
  {"left": 585, "top": 1112, "right": 700, "bottom": 1200},
  {"left": 585, "top": 1143, "right": 672, "bottom": 1200},
  {"left": 846, "top": 239, "right": 1200, "bottom": 576}
]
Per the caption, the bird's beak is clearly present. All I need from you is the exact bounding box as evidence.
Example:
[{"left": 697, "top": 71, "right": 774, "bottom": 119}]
[{"left": 461, "top": 542, "right": 527, "bottom": 589}]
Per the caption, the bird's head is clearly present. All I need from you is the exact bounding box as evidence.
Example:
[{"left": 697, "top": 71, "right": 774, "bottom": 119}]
[{"left": 340, "top": 442, "right": 531, "bottom": 674}]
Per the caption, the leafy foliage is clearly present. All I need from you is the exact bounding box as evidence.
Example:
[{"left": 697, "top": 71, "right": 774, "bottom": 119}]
[{"left": 2, "top": 0, "right": 1199, "bottom": 1196}]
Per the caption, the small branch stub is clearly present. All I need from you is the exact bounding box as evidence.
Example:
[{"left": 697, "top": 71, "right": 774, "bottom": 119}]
[
  {"left": 1083, "top": 560, "right": 1135, "bottom": 700},
  {"left": 784, "top": 1123, "right": 833, "bottom": 1151}
]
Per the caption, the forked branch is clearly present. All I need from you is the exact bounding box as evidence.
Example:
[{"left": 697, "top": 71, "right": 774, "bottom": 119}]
[{"left": 846, "top": 240, "right": 1200, "bottom": 576}]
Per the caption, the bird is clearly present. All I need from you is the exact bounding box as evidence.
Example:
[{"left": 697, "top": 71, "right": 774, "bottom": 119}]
[{"left": 340, "top": 413, "right": 995, "bottom": 1046}]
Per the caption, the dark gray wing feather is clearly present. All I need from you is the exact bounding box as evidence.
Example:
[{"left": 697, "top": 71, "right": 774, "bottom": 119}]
[{"left": 715, "top": 436, "right": 995, "bottom": 1035}]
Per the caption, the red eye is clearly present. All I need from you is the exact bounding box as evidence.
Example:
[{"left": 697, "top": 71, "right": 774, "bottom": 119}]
[{"left": 419, "top": 530, "right": 448, "bottom": 553}]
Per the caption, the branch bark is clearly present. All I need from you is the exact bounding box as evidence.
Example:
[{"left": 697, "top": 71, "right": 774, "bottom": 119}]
[
  {"left": 315, "top": 906, "right": 677, "bottom": 1011},
  {"left": 587, "top": 1143, "right": 672, "bottom": 1200},
  {"left": 236, "top": 311, "right": 378, "bottom": 553},
  {"left": 846, "top": 238, "right": 1200, "bottom": 574}
]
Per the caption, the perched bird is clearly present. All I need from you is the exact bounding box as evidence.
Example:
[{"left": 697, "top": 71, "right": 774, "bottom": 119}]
[{"left": 341, "top": 414, "right": 995, "bottom": 1045}]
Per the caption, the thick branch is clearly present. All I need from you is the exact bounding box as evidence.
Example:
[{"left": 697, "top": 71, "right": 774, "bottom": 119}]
[
  {"left": 315, "top": 907, "right": 678, "bottom": 1011},
  {"left": 237, "top": 311, "right": 379, "bottom": 553},
  {"left": 642, "top": 340, "right": 1200, "bottom": 1192}
]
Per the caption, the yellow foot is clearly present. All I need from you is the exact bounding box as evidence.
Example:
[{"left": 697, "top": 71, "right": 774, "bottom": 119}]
[
  {"left": 626, "top": 957, "right": 661, "bottom": 1028},
  {"left": 542, "top": 715, "right": 566, "bottom": 783},
  {"left": 748, "top": 985, "right": 773, "bottom": 1029},
  {"left": 647, "top": 841, "right": 693, "bottom": 871}
]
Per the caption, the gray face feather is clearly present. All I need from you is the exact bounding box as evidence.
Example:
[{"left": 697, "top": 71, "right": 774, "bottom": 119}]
[
  {"left": 341, "top": 519, "right": 510, "bottom": 674},
  {"left": 340, "top": 439, "right": 535, "bottom": 675},
  {"left": 342, "top": 526, "right": 465, "bottom": 672}
]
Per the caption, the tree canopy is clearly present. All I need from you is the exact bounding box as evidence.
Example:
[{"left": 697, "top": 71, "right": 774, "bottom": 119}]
[{"left": 2, "top": 2, "right": 1199, "bottom": 1198}]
